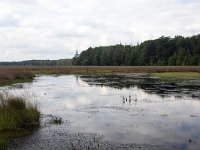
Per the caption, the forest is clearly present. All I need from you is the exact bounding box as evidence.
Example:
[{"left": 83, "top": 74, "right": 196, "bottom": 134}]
[
  {"left": 72, "top": 35, "right": 200, "bottom": 66},
  {"left": 0, "top": 59, "right": 72, "bottom": 66}
]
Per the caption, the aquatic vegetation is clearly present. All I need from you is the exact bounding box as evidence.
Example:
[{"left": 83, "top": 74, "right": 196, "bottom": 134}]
[
  {"left": 81, "top": 74, "right": 200, "bottom": 98},
  {"left": 151, "top": 72, "right": 200, "bottom": 79},
  {"left": 50, "top": 116, "right": 63, "bottom": 125}
]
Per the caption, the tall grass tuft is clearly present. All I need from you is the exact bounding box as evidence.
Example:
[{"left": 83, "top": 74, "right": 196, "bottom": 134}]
[
  {"left": 0, "top": 91, "right": 40, "bottom": 131},
  {"left": 0, "top": 138, "right": 7, "bottom": 150}
]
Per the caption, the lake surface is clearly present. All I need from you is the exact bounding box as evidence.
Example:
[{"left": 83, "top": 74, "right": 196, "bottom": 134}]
[{"left": 3, "top": 74, "right": 200, "bottom": 150}]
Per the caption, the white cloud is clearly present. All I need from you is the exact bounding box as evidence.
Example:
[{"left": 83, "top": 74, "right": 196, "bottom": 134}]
[{"left": 0, "top": 0, "right": 200, "bottom": 61}]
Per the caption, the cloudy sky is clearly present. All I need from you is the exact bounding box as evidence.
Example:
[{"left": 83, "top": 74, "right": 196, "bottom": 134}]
[{"left": 0, "top": 0, "right": 200, "bottom": 61}]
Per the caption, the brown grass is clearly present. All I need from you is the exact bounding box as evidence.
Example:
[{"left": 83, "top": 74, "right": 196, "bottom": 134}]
[
  {"left": 0, "top": 66, "right": 199, "bottom": 85},
  {"left": 0, "top": 67, "right": 34, "bottom": 85},
  {"left": 28, "top": 66, "right": 200, "bottom": 73},
  {"left": 2, "top": 66, "right": 200, "bottom": 73}
]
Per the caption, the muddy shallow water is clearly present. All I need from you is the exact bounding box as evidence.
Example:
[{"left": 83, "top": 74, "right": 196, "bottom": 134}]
[{"left": 2, "top": 74, "right": 200, "bottom": 150}]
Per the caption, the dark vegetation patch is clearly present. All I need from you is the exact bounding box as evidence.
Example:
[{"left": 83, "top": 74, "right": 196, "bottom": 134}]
[
  {"left": 0, "top": 138, "right": 7, "bottom": 150},
  {"left": 0, "top": 92, "right": 40, "bottom": 149},
  {"left": 80, "top": 74, "right": 200, "bottom": 98},
  {"left": 49, "top": 116, "right": 63, "bottom": 125}
]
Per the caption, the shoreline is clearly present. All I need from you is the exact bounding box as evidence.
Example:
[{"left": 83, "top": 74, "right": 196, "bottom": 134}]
[{"left": 0, "top": 66, "right": 200, "bottom": 85}]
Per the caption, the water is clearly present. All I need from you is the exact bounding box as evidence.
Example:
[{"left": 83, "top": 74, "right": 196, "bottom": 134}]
[{"left": 3, "top": 74, "right": 200, "bottom": 150}]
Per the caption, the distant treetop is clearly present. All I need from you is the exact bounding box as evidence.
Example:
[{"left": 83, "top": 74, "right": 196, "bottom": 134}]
[{"left": 72, "top": 34, "right": 200, "bottom": 66}]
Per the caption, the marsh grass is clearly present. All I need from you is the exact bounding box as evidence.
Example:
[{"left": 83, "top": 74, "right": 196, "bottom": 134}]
[
  {"left": 0, "top": 138, "right": 7, "bottom": 150},
  {"left": 0, "top": 66, "right": 200, "bottom": 85},
  {"left": 0, "top": 68, "right": 34, "bottom": 86},
  {"left": 0, "top": 91, "right": 40, "bottom": 130},
  {"left": 0, "top": 91, "right": 40, "bottom": 148},
  {"left": 22, "top": 66, "right": 200, "bottom": 74},
  {"left": 151, "top": 72, "right": 200, "bottom": 79}
]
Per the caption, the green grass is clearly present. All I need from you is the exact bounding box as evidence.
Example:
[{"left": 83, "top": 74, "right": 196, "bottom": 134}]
[
  {"left": 0, "top": 93, "right": 40, "bottom": 130},
  {"left": 0, "top": 92, "right": 40, "bottom": 149},
  {"left": 0, "top": 138, "right": 7, "bottom": 150},
  {"left": 151, "top": 72, "right": 200, "bottom": 79}
]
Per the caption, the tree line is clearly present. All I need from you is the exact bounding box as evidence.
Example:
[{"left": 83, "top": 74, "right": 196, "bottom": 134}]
[
  {"left": 72, "top": 35, "right": 200, "bottom": 66},
  {"left": 0, "top": 59, "right": 72, "bottom": 66}
]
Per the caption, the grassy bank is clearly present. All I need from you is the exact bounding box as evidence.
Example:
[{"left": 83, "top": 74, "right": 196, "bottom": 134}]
[
  {"left": 151, "top": 72, "right": 200, "bottom": 79},
  {"left": 0, "top": 92, "right": 40, "bottom": 149}
]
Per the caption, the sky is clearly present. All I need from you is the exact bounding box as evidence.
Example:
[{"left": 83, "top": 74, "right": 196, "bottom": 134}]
[{"left": 0, "top": 0, "right": 200, "bottom": 61}]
